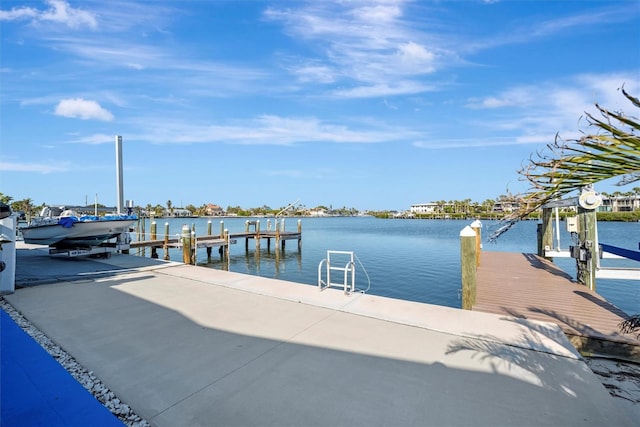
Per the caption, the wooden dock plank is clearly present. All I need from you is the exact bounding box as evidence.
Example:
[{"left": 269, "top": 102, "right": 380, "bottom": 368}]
[{"left": 474, "top": 251, "right": 640, "bottom": 361}]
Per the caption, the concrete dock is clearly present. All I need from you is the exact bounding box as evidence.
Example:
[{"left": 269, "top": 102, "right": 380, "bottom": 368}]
[{"left": 2, "top": 244, "right": 636, "bottom": 426}]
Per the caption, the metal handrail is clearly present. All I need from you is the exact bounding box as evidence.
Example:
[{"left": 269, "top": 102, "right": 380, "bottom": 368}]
[{"left": 318, "top": 250, "right": 356, "bottom": 294}]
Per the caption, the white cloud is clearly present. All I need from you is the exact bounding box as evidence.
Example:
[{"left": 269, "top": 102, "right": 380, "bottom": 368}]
[
  {"left": 265, "top": 1, "right": 444, "bottom": 97},
  {"left": 130, "top": 114, "right": 418, "bottom": 146},
  {"left": 0, "top": 160, "right": 70, "bottom": 174},
  {"left": 0, "top": 0, "right": 97, "bottom": 29},
  {"left": 333, "top": 81, "right": 436, "bottom": 98},
  {"left": 54, "top": 98, "right": 114, "bottom": 121},
  {"left": 0, "top": 5, "right": 38, "bottom": 21},
  {"left": 456, "top": 72, "right": 639, "bottom": 150},
  {"left": 291, "top": 63, "right": 336, "bottom": 84},
  {"left": 67, "top": 133, "right": 115, "bottom": 145}
]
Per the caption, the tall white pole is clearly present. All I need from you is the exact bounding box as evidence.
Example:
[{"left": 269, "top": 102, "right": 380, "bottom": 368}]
[{"left": 115, "top": 135, "right": 124, "bottom": 214}]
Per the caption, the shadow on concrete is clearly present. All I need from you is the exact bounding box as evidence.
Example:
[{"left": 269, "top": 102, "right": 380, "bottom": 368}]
[
  {"left": 14, "top": 247, "right": 173, "bottom": 287},
  {"left": 3, "top": 268, "right": 630, "bottom": 427}
]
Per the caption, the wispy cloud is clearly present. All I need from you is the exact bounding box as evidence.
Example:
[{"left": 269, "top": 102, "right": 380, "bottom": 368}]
[
  {"left": 0, "top": 0, "right": 97, "bottom": 29},
  {"left": 0, "top": 160, "right": 70, "bottom": 174},
  {"left": 417, "top": 73, "right": 640, "bottom": 149},
  {"left": 465, "top": 4, "right": 637, "bottom": 52},
  {"left": 54, "top": 98, "right": 114, "bottom": 121},
  {"left": 66, "top": 133, "right": 115, "bottom": 145},
  {"left": 122, "top": 114, "right": 418, "bottom": 146},
  {"left": 265, "top": 1, "right": 446, "bottom": 98}
]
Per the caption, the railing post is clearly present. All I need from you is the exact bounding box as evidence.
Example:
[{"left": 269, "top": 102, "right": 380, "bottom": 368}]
[{"left": 460, "top": 226, "right": 477, "bottom": 310}]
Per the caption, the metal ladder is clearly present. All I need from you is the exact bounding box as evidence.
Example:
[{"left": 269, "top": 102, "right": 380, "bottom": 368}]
[{"left": 318, "top": 250, "right": 355, "bottom": 294}]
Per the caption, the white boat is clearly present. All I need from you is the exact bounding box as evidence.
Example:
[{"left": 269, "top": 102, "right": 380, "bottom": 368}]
[{"left": 20, "top": 206, "right": 137, "bottom": 248}]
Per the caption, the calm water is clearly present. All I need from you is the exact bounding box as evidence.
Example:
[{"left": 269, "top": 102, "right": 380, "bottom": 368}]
[{"left": 134, "top": 216, "right": 640, "bottom": 315}]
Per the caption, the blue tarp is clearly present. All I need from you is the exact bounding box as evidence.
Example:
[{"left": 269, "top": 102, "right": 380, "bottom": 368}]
[
  {"left": 57, "top": 217, "right": 77, "bottom": 228},
  {"left": 0, "top": 309, "right": 124, "bottom": 427}
]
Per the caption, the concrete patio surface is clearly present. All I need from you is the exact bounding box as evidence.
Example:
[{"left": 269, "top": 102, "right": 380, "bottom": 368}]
[{"left": 3, "top": 244, "right": 636, "bottom": 426}]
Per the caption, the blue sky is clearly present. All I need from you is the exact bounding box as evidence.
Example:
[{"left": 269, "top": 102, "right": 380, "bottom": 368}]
[{"left": 1, "top": 0, "right": 639, "bottom": 211}]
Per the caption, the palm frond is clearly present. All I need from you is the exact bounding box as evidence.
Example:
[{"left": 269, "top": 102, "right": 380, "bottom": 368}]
[{"left": 489, "top": 87, "right": 640, "bottom": 241}]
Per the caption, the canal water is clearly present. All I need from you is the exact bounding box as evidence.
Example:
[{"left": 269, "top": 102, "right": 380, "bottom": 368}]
[{"left": 134, "top": 216, "right": 640, "bottom": 315}]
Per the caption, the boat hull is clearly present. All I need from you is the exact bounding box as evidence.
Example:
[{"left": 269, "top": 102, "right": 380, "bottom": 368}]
[{"left": 21, "top": 219, "right": 136, "bottom": 248}]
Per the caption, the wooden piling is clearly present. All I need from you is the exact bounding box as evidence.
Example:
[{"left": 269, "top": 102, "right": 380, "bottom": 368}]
[
  {"left": 181, "top": 225, "right": 191, "bottom": 264},
  {"left": 224, "top": 229, "right": 230, "bottom": 260},
  {"left": 577, "top": 204, "right": 598, "bottom": 291},
  {"left": 460, "top": 225, "right": 477, "bottom": 310},
  {"left": 206, "top": 220, "right": 212, "bottom": 257},
  {"left": 150, "top": 221, "right": 158, "bottom": 259},
  {"left": 163, "top": 222, "right": 170, "bottom": 260},
  {"left": 191, "top": 224, "right": 196, "bottom": 265},
  {"left": 537, "top": 208, "right": 554, "bottom": 259},
  {"left": 470, "top": 219, "right": 482, "bottom": 267}
]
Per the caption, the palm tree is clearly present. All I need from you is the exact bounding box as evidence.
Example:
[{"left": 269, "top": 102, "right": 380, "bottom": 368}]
[
  {"left": 491, "top": 87, "right": 640, "bottom": 239},
  {"left": 493, "top": 86, "right": 640, "bottom": 335}
]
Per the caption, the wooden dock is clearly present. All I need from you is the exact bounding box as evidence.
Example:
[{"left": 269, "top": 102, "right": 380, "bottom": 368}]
[
  {"left": 129, "top": 220, "right": 302, "bottom": 264},
  {"left": 129, "top": 231, "right": 302, "bottom": 251},
  {"left": 473, "top": 251, "right": 640, "bottom": 361}
]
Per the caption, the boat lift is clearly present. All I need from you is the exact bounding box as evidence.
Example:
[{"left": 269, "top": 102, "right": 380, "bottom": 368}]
[{"left": 542, "top": 195, "right": 640, "bottom": 281}]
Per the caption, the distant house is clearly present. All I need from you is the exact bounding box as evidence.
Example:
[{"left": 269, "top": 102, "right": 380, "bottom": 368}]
[
  {"left": 410, "top": 203, "right": 439, "bottom": 214},
  {"left": 205, "top": 204, "right": 224, "bottom": 216},
  {"left": 308, "top": 208, "right": 328, "bottom": 217},
  {"left": 600, "top": 194, "right": 640, "bottom": 212},
  {"left": 166, "top": 208, "right": 193, "bottom": 217}
]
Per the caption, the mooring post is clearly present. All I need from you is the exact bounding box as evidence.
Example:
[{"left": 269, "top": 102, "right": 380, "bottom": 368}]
[
  {"left": 191, "top": 224, "right": 197, "bottom": 265},
  {"left": 297, "top": 219, "right": 302, "bottom": 250},
  {"left": 470, "top": 219, "right": 482, "bottom": 267},
  {"left": 181, "top": 224, "right": 191, "bottom": 264},
  {"left": 163, "top": 222, "right": 170, "bottom": 260},
  {"left": 205, "top": 220, "right": 212, "bottom": 257},
  {"left": 150, "top": 221, "right": 158, "bottom": 259},
  {"left": 224, "top": 229, "right": 230, "bottom": 260},
  {"left": 256, "top": 220, "right": 261, "bottom": 249},
  {"left": 460, "top": 225, "right": 477, "bottom": 310},
  {"left": 245, "top": 220, "right": 249, "bottom": 250}
]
